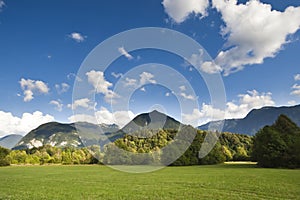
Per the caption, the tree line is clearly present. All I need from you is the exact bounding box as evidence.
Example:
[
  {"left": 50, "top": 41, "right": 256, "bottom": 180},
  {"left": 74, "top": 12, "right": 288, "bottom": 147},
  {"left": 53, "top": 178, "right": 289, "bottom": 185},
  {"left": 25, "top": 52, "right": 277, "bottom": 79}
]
[{"left": 0, "top": 115, "right": 299, "bottom": 168}]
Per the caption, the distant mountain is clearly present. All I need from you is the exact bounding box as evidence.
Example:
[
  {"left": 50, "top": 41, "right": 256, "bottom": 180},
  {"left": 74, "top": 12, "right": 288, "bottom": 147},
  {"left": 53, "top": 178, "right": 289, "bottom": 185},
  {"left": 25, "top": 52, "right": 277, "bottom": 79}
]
[
  {"left": 13, "top": 122, "right": 119, "bottom": 150},
  {"left": 0, "top": 134, "right": 23, "bottom": 149},
  {"left": 198, "top": 104, "right": 300, "bottom": 135},
  {"left": 109, "top": 110, "right": 182, "bottom": 141}
]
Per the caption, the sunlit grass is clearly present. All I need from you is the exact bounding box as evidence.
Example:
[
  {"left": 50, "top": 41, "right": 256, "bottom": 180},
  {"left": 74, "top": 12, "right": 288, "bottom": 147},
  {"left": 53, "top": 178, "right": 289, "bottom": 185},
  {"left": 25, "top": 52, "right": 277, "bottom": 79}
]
[{"left": 0, "top": 164, "right": 299, "bottom": 199}]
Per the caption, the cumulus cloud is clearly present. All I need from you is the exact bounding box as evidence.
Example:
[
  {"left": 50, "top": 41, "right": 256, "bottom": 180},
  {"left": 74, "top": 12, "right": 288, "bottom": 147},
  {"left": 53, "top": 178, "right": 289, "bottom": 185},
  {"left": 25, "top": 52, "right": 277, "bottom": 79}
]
[
  {"left": 67, "top": 98, "right": 93, "bottom": 110},
  {"left": 124, "top": 77, "right": 137, "bottom": 87},
  {"left": 118, "top": 47, "right": 133, "bottom": 60},
  {"left": 177, "top": 85, "right": 197, "bottom": 101},
  {"left": 200, "top": 61, "right": 222, "bottom": 74},
  {"left": 68, "top": 107, "right": 135, "bottom": 128},
  {"left": 67, "top": 73, "right": 82, "bottom": 82},
  {"left": 139, "top": 72, "right": 156, "bottom": 85},
  {"left": 0, "top": 111, "right": 54, "bottom": 137},
  {"left": 294, "top": 74, "right": 300, "bottom": 81},
  {"left": 212, "top": 0, "right": 300, "bottom": 75},
  {"left": 179, "top": 85, "right": 186, "bottom": 91},
  {"left": 68, "top": 32, "right": 86, "bottom": 42},
  {"left": 86, "top": 70, "right": 119, "bottom": 102},
  {"left": 111, "top": 72, "right": 123, "bottom": 79},
  {"left": 162, "top": 0, "right": 209, "bottom": 23},
  {"left": 50, "top": 100, "right": 63, "bottom": 112},
  {"left": 291, "top": 84, "right": 300, "bottom": 96},
  {"left": 55, "top": 83, "right": 70, "bottom": 94},
  {"left": 185, "top": 50, "right": 222, "bottom": 74},
  {"left": 19, "top": 78, "right": 49, "bottom": 102},
  {"left": 288, "top": 100, "right": 297, "bottom": 105},
  {"left": 180, "top": 92, "right": 197, "bottom": 101},
  {"left": 123, "top": 72, "right": 157, "bottom": 89},
  {"left": 140, "top": 87, "right": 146, "bottom": 92},
  {"left": 183, "top": 90, "right": 275, "bottom": 126}
]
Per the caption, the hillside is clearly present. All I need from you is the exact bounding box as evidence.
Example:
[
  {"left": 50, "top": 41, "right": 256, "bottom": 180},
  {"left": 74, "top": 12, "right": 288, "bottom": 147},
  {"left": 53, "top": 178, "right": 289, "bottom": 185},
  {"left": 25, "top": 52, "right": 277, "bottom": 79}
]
[
  {"left": 198, "top": 104, "right": 300, "bottom": 135},
  {"left": 13, "top": 122, "right": 119, "bottom": 150},
  {"left": 108, "top": 110, "right": 181, "bottom": 141},
  {"left": 0, "top": 134, "right": 23, "bottom": 149}
]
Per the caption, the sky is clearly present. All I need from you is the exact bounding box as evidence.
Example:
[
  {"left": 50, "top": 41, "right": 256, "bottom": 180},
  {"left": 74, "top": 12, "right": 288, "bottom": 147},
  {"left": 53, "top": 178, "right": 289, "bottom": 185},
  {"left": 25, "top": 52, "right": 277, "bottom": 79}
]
[{"left": 0, "top": 0, "right": 300, "bottom": 137}]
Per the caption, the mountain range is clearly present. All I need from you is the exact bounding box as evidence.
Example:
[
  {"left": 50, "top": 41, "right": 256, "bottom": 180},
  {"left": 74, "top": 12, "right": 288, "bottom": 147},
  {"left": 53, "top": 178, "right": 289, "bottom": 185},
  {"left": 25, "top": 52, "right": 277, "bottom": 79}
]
[
  {"left": 3, "top": 104, "right": 300, "bottom": 150},
  {"left": 198, "top": 104, "right": 300, "bottom": 135},
  {"left": 0, "top": 134, "right": 23, "bottom": 149}
]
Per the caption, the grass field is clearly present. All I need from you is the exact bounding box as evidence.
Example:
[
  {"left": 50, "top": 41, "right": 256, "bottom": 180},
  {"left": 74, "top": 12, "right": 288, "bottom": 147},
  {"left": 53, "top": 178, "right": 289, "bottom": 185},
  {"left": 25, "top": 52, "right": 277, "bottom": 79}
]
[{"left": 0, "top": 164, "right": 299, "bottom": 200}]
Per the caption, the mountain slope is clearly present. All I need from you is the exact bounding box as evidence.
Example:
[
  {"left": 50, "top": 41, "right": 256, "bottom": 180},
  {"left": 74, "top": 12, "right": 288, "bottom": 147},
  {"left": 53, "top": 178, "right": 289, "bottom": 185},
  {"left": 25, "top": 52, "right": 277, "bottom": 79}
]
[
  {"left": 198, "top": 104, "right": 300, "bottom": 135},
  {"left": 13, "top": 122, "right": 119, "bottom": 150},
  {"left": 0, "top": 134, "right": 23, "bottom": 149},
  {"left": 109, "top": 110, "right": 182, "bottom": 141}
]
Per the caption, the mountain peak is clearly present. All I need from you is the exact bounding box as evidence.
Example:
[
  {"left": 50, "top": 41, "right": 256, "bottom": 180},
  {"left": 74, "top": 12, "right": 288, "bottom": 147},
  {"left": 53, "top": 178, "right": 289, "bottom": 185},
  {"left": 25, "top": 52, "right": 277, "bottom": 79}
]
[
  {"left": 149, "top": 109, "right": 164, "bottom": 115},
  {"left": 198, "top": 104, "right": 300, "bottom": 135}
]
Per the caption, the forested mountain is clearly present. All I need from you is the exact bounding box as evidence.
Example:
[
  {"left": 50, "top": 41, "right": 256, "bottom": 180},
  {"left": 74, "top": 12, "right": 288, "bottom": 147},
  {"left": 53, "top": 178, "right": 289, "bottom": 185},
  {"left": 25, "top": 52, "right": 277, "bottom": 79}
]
[
  {"left": 107, "top": 110, "right": 182, "bottom": 141},
  {"left": 0, "top": 134, "right": 22, "bottom": 149},
  {"left": 13, "top": 122, "right": 119, "bottom": 150},
  {"left": 198, "top": 105, "right": 300, "bottom": 135}
]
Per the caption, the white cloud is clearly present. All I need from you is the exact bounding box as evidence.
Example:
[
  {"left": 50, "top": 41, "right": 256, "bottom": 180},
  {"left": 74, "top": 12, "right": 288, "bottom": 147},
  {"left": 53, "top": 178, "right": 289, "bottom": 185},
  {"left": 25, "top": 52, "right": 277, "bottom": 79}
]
[
  {"left": 118, "top": 47, "right": 133, "bottom": 60},
  {"left": 140, "top": 87, "right": 146, "bottom": 92},
  {"left": 179, "top": 85, "right": 186, "bottom": 91},
  {"left": 19, "top": 78, "right": 49, "bottom": 102},
  {"left": 67, "top": 98, "right": 93, "bottom": 110},
  {"left": 288, "top": 100, "right": 297, "bottom": 105},
  {"left": 123, "top": 72, "right": 157, "bottom": 89},
  {"left": 291, "top": 84, "right": 300, "bottom": 96},
  {"left": 162, "top": 0, "right": 209, "bottom": 23},
  {"left": 178, "top": 85, "right": 197, "bottom": 101},
  {"left": 180, "top": 92, "right": 197, "bottom": 101},
  {"left": 185, "top": 50, "right": 222, "bottom": 74},
  {"left": 124, "top": 77, "right": 137, "bottom": 87},
  {"left": 0, "top": 0, "right": 5, "bottom": 10},
  {"left": 139, "top": 72, "right": 156, "bottom": 85},
  {"left": 201, "top": 61, "right": 222, "bottom": 74},
  {"left": 0, "top": 111, "right": 54, "bottom": 137},
  {"left": 183, "top": 90, "right": 275, "bottom": 126},
  {"left": 68, "top": 107, "right": 135, "bottom": 128},
  {"left": 67, "top": 73, "right": 82, "bottom": 82},
  {"left": 55, "top": 83, "right": 70, "bottom": 94},
  {"left": 86, "top": 70, "right": 119, "bottom": 102},
  {"left": 212, "top": 0, "right": 300, "bottom": 75},
  {"left": 165, "top": 92, "right": 171, "bottom": 97},
  {"left": 111, "top": 72, "right": 123, "bottom": 79},
  {"left": 68, "top": 32, "right": 86, "bottom": 42},
  {"left": 294, "top": 74, "right": 300, "bottom": 81},
  {"left": 50, "top": 100, "right": 63, "bottom": 112}
]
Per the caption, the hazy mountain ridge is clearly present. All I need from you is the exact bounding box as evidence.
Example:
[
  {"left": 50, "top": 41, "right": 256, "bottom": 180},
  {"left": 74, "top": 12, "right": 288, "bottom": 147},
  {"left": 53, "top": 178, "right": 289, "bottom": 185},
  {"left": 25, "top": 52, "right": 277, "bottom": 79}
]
[
  {"left": 198, "top": 104, "right": 300, "bottom": 135},
  {"left": 0, "top": 134, "right": 23, "bottom": 149}
]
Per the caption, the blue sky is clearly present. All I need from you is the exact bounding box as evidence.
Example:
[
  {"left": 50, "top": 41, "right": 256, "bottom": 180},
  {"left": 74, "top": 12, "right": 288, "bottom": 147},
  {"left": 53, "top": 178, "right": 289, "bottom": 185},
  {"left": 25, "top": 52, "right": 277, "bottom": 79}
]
[{"left": 0, "top": 0, "right": 300, "bottom": 136}]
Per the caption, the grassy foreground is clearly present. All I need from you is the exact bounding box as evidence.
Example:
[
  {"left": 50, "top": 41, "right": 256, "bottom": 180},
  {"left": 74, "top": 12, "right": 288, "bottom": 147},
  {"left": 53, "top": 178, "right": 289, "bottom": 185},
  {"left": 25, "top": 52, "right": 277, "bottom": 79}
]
[{"left": 0, "top": 164, "right": 299, "bottom": 200}]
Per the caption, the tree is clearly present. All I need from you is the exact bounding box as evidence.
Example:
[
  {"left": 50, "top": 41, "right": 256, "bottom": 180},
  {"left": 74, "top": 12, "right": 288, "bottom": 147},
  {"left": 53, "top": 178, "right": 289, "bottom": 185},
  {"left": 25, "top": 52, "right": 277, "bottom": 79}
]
[
  {"left": 252, "top": 115, "right": 300, "bottom": 168},
  {"left": 0, "top": 146, "right": 10, "bottom": 166}
]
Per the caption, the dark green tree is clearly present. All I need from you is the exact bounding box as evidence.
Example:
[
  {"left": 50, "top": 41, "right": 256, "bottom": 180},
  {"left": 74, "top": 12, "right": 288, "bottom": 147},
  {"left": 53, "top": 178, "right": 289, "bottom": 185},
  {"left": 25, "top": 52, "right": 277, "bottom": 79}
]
[
  {"left": 252, "top": 115, "right": 300, "bottom": 168},
  {"left": 0, "top": 146, "right": 10, "bottom": 166}
]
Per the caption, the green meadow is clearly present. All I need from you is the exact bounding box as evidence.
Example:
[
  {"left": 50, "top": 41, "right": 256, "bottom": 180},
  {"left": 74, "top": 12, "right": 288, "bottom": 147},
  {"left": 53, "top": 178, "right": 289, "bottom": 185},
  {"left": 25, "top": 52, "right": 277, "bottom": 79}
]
[{"left": 0, "top": 164, "right": 299, "bottom": 200}]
